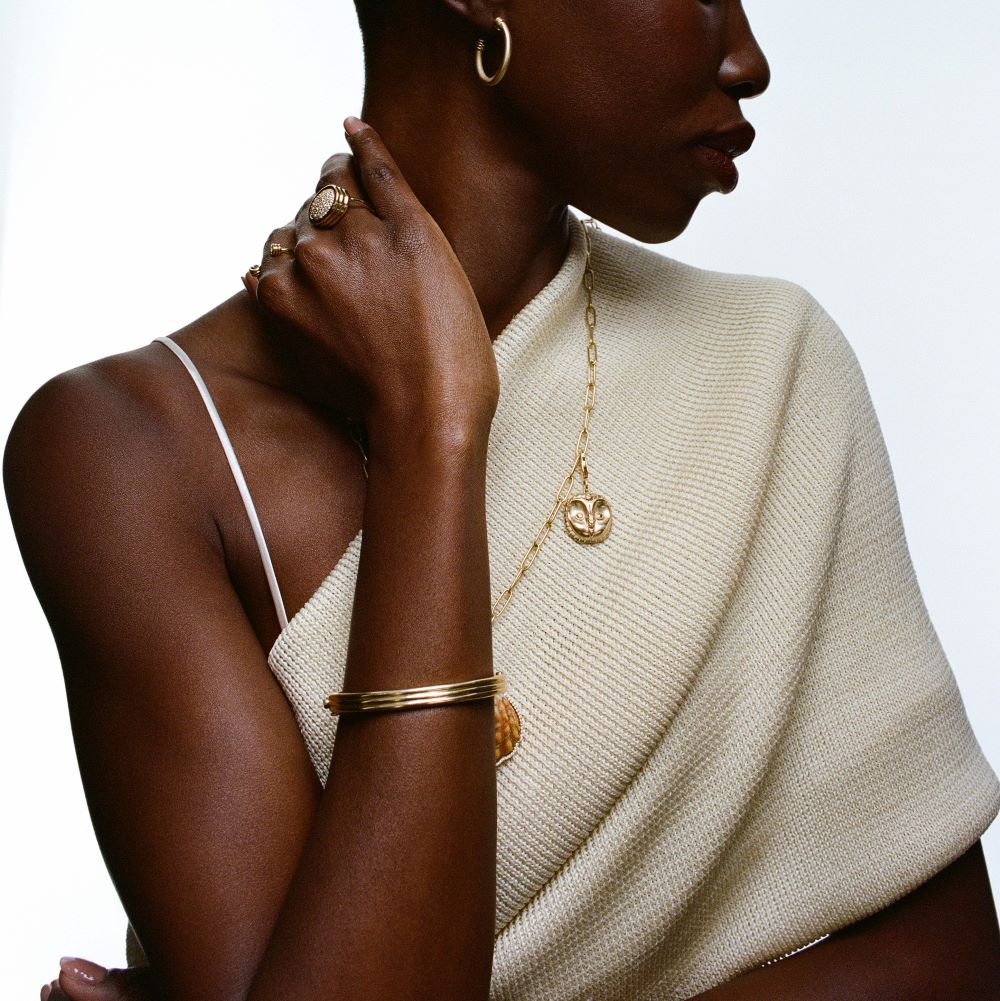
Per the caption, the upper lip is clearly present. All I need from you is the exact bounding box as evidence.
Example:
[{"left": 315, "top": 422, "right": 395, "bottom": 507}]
[{"left": 695, "top": 121, "right": 756, "bottom": 158}]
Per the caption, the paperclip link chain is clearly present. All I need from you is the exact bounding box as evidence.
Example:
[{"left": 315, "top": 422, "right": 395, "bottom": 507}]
[{"left": 345, "top": 217, "right": 601, "bottom": 629}]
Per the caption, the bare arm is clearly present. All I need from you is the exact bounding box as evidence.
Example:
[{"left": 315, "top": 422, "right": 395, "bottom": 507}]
[
  {"left": 10, "top": 124, "right": 501, "bottom": 1001},
  {"left": 42, "top": 838, "right": 1000, "bottom": 1001},
  {"left": 246, "top": 422, "right": 497, "bottom": 1001}
]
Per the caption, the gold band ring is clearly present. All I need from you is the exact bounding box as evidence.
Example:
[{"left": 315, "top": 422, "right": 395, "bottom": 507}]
[
  {"left": 309, "top": 183, "right": 374, "bottom": 229},
  {"left": 248, "top": 264, "right": 262, "bottom": 277}
]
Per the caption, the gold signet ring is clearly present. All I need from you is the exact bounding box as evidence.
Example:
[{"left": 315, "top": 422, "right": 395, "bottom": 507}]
[
  {"left": 270, "top": 243, "right": 293, "bottom": 257},
  {"left": 309, "top": 183, "right": 373, "bottom": 228}
]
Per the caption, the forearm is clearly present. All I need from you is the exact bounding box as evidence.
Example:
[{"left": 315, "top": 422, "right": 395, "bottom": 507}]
[{"left": 245, "top": 419, "right": 497, "bottom": 1001}]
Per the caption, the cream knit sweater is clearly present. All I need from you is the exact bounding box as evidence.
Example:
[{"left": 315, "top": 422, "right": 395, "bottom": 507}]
[{"left": 125, "top": 211, "right": 1000, "bottom": 999}]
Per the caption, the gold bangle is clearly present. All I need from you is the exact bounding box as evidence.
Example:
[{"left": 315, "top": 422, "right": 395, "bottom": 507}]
[{"left": 324, "top": 673, "right": 506, "bottom": 715}]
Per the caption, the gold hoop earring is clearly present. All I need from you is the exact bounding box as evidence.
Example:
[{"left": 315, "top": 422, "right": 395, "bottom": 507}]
[{"left": 474, "top": 16, "right": 511, "bottom": 86}]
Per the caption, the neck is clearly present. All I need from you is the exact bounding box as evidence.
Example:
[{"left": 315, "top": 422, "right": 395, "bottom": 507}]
[
  {"left": 357, "top": 50, "right": 571, "bottom": 342},
  {"left": 230, "top": 30, "right": 580, "bottom": 406}
]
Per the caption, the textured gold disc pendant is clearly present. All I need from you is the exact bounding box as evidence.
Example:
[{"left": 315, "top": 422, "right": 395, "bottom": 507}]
[
  {"left": 494, "top": 693, "right": 522, "bottom": 766},
  {"left": 563, "top": 491, "right": 613, "bottom": 544}
]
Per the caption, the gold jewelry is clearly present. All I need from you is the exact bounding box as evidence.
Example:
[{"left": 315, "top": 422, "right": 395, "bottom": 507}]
[
  {"left": 250, "top": 183, "right": 373, "bottom": 274},
  {"left": 329, "top": 218, "right": 610, "bottom": 768},
  {"left": 309, "top": 183, "right": 375, "bottom": 229},
  {"left": 474, "top": 16, "right": 511, "bottom": 86},
  {"left": 325, "top": 673, "right": 507, "bottom": 714},
  {"left": 561, "top": 230, "right": 613, "bottom": 544}
]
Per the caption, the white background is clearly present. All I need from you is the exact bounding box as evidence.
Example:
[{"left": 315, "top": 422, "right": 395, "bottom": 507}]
[{"left": 2, "top": 0, "right": 997, "bottom": 995}]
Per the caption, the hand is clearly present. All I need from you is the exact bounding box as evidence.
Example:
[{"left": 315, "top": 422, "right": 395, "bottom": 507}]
[
  {"left": 243, "top": 117, "right": 500, "bottom": 449},
  {"left": 39, "top": 958, "right": 158, "bottom": 1001}
]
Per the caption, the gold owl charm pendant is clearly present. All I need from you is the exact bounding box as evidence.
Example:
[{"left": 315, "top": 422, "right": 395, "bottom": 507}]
[{"left": 563, "top": 455, "right": 613, "bottom": 544}]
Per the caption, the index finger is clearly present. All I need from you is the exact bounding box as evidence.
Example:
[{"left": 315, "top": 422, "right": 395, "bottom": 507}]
[{"left": 341, "top": 116, "right": 424, "bottom": 222}]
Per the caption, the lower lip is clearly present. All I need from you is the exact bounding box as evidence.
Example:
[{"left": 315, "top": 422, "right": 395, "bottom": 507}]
[{"left": 694, "top": 144, "right": 739, "bottom": 192}]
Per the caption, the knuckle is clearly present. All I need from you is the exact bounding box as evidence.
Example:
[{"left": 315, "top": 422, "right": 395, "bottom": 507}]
[
  {"left": 255, "top": 271, "right": 290, "bottom": 313},
  {"left": 362, "top": 157, "right": 395, "bottom": 187},
  {"left": 292, "top": 235, "right": 325, "bottom": 269},
  {"left": 319, "top": 151, "right": 351, "bottom": 178},
  {"left": 317, "top": 152, "right": 352, "bottom": 190}
]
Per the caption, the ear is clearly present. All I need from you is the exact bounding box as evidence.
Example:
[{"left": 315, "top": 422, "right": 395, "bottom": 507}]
[{"left": 436, "top": 0, "right": 508, "bottom": 35}]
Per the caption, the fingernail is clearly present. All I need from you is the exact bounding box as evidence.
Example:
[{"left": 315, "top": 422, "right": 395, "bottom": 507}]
[
  {"left": 343, "top": 115, "right": 366, "bottom": 136},
  {"left": 59, "top": 956, "right": 107, "bottom": 982},
  {"left": 240, "top": 274, "right": 250, "bottom": 293}
]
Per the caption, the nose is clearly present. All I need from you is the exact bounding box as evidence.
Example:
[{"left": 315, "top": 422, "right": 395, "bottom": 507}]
[{"left": 718, "top": 5, "right": 771, "bottom": 100}]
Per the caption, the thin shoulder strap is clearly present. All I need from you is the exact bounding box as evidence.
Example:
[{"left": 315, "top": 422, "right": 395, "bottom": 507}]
[{"left": 153, "top": 335, "right": 289, "bottom": 632}]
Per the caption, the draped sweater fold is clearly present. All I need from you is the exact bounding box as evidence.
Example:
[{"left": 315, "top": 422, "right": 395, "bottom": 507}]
[{"left": 125, "top": 211, "right": 999, "bottom": 1000}]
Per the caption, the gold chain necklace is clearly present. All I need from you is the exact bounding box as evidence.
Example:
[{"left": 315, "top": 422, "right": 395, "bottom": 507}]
[{"left": 346, "top": 217, "right": 612, "bottom": 765}]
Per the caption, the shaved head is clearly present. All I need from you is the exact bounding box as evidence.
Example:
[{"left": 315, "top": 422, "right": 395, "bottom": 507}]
[{"left": 352, "top": 0, "right": 399, "bottom": 55}]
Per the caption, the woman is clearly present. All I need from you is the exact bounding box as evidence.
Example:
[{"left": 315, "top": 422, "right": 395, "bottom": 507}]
[{"left": 6, "top": 1, "right": 999, "bottom": 999}]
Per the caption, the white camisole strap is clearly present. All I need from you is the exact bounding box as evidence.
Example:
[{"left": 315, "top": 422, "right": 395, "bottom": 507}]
[{"left": 153, "top": 335, "right": 289, "bottom": 631}]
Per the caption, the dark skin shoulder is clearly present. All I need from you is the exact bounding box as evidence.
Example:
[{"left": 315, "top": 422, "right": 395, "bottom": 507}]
[
  {"left": 154, "top": 292, "right": 370, "bottom": 652},
  {"left": 14, "top": 290, "right": 371, "bottom": 654},
  {"left": 5, "top": 291, "right": 370, "bottom": 1001}
]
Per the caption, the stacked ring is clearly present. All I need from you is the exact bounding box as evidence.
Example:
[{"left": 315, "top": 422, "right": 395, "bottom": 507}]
[
  {"left": 309, "top": 183, "right": 374, "bottom": 228},
  {"left": 248, "top": 180, "right": 373, "bottom": 277}
]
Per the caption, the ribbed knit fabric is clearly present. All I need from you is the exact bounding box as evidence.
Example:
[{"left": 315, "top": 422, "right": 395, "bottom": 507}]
[{"left": 125, "top": 211, "right": 1000, "bottom": 998}]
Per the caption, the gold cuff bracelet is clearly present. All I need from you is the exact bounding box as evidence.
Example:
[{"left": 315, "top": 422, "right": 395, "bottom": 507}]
[{"left": 324, "top": 672, "right": 507, "bottom": 715}]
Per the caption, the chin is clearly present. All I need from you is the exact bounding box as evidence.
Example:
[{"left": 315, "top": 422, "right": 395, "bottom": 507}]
[{"left": 595, "top": 194, "right": 701, "bottom": 245}]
